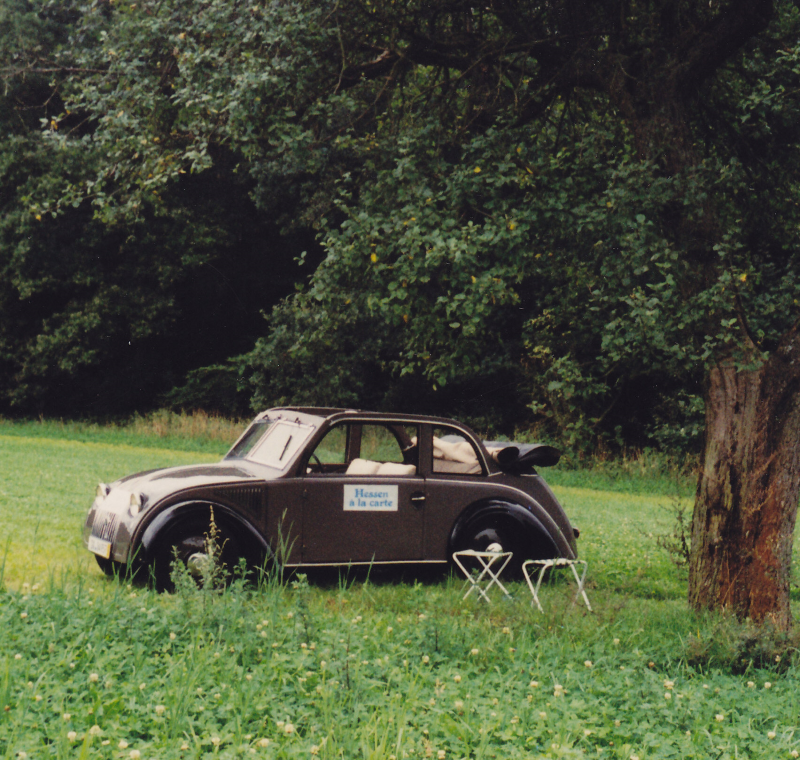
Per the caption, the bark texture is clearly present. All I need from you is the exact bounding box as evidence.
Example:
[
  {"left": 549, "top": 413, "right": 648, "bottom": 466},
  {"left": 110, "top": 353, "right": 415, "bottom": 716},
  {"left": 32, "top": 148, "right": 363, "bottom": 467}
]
[{"left": 689, "top": 328, "right": 800, "bottom": 628}]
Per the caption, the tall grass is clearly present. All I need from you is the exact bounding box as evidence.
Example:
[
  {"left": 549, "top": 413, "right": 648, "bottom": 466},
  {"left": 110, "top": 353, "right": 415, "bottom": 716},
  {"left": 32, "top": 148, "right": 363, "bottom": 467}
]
[
  {"left": 0, "top": 419, "right": 798, "bottom": 760},
  {"left": 0, "top": 410, "right": 248, "bottom": 455}
]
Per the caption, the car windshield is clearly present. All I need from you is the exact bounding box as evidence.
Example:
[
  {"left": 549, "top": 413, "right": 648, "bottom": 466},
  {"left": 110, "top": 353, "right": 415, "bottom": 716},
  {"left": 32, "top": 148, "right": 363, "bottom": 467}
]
[
  {"left": 226, "top": 420, "right": 275, "bottom": 459},
  {"left": 227, "top": 419, "right": 314, "bottom": 469}
]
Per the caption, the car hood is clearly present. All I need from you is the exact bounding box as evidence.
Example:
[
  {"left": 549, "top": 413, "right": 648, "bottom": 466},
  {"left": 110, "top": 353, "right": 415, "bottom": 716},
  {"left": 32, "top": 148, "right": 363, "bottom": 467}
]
[{"left": 112, "top": 461, "right": 266, "bottom": 498}]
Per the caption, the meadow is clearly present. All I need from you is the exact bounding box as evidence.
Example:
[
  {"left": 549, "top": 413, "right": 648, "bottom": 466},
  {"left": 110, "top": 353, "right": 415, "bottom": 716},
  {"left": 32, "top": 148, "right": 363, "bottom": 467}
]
[{"left": 1, "top": 416, "right": 798, "bottom": 759}]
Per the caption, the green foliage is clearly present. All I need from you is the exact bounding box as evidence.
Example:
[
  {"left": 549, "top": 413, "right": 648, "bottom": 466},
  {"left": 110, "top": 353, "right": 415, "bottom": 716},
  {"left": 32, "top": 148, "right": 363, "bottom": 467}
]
[{"left": 3, "top": 0, "right": 800, "bottom": 453}]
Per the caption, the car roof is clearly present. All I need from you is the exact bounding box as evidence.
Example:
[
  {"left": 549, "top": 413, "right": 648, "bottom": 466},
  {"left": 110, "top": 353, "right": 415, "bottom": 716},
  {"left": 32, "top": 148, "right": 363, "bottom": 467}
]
[{"left": 261, "top": 406, "right": 477, "bottom": 430}]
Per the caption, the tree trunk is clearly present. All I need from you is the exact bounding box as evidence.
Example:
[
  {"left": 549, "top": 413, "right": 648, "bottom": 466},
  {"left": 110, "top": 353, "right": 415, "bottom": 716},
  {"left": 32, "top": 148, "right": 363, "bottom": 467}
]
[{"left": 689, "top": 331, "right": 800, "bottom": 628}]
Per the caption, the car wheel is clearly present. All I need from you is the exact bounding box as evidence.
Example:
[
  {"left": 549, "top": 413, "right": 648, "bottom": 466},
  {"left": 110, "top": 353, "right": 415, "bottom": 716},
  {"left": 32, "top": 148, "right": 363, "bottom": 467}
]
[
  {"left": 151, "top": 512, "right": 249, "bottom": 592},
  {"left": 453, "top": 515, "right": 538, "bottom": 580},
  {"left": 95, "top": 555, "right": 125, "bottom": 577}
]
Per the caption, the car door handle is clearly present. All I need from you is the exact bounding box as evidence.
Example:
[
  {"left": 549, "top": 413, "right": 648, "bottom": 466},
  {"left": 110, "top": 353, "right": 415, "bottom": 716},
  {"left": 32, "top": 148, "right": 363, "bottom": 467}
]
[{"left": 410, "top": 492, "right": 426, "bottom": 509}]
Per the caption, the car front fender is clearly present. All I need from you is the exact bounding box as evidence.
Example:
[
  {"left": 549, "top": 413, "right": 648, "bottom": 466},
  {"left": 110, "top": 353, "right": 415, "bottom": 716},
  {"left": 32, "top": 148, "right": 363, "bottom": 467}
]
[{"left": 136, "top": 500, "right": 271, "bottom": 564}]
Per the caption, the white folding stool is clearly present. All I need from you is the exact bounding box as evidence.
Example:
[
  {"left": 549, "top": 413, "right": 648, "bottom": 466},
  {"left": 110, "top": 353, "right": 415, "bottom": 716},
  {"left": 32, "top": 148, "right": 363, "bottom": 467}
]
[
  {"left": 522, "top": 558, "right": 592, "bottom": 613},
  {"left": 452, "top": 549, "right": 513, "bottom": 603}
]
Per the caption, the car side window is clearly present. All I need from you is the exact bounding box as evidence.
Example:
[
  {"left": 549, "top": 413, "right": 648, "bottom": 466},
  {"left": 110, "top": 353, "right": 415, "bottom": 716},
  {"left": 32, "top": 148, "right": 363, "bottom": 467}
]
[
  {"left": 431, "top": 427, "right": 484, "bottom": 475},
  {"left": 306, "top": 425, "right": 348, "bottom": 474},
  {"left": 312, "top": 425, "right": 348, "bottom": 464},
  {"left": 347, "top": 424, "right": 419, "bottom": 476}
]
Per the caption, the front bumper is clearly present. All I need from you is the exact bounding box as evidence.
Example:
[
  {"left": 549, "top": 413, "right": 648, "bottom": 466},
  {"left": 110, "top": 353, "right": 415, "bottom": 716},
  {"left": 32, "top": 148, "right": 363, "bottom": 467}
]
[{"left": 83, "top": 490, "right": 137, "bottom": 564}]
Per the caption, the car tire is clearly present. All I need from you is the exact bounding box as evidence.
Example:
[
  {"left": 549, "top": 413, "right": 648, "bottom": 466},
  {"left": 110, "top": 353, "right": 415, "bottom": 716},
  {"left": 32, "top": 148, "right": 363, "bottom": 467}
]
[
  {"left": 452, "top": 515, "right": 523, "bottom": 578},
  {"left": 95, "top": 555, "right": 125, "bottom": 577},
  {"left": 453, "top": 513, "right": 555, "bottom": 580},
  {"left": 151, "top": 511, "right": 251, "bottom": 592}
]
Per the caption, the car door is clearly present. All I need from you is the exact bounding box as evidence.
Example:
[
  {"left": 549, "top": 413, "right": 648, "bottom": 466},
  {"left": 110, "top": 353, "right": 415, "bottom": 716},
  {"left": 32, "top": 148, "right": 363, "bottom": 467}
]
[
  {"left": 420, "top": 424, "right": 494, "bottom": 560},
  {"left": 301, "top": 422, "right": 425, "bottom": 563}
]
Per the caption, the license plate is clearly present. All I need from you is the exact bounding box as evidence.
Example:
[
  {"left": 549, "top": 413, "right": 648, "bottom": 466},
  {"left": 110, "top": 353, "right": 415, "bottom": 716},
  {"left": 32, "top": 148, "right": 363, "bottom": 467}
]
[{"left": 88, "top": 535, "right": 112, "bottom": 559}]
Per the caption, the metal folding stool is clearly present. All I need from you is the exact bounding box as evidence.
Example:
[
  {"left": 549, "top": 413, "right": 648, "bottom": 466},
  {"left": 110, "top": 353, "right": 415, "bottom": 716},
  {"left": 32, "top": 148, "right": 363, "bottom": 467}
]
[
  {"left": 452, "top": 549, "right": 513, "bottom": 603},
  {"left": 522, "top": 558, "right": 592, "bottom": 613}
]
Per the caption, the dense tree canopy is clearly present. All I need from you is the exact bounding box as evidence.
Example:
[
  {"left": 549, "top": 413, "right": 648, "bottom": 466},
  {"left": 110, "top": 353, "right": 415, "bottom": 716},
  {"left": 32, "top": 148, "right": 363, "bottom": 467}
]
[{"left": 3, "top": 0, "right": 800, "bottom": 622}]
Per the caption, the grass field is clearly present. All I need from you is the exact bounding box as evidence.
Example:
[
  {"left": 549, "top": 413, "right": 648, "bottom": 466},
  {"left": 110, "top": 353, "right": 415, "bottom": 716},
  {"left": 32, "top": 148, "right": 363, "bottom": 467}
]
[{"left": 1, "top": 420, "right": 798, "bottom": 759}]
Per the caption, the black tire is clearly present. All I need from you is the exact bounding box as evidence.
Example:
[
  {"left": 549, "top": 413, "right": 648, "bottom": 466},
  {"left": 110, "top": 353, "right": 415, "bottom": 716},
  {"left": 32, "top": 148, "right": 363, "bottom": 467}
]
[
  {"left": 453, "top": 515, "right": 527, "bottom": 579},
  {"left": 151, "top": 511, "right": 253, "bottom": 592},
  {"left": 95, "top": 555, "right": 125, "bottom": 577}
]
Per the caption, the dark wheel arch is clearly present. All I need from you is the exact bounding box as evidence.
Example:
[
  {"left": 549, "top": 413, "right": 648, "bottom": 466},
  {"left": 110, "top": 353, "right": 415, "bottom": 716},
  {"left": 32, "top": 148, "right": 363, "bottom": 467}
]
[
  {"left": 449, "top": 499, "right": 569, "bottom": 577},
  {"left": 137, "top": 501, "right": 270, "bottom": 590}
]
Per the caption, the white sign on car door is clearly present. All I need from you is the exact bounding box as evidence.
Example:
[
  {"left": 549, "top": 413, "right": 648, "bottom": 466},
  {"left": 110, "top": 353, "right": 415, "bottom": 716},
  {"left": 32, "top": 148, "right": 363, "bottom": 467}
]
[{"left": 344, "top": 485, "right": 399, "bottom": 511}]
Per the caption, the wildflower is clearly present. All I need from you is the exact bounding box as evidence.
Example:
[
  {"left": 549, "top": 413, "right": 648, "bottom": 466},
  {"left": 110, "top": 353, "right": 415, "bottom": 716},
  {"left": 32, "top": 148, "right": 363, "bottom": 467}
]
[
  {"left": 790, "top": 751, "right": 798, "bottom": 758},
  {"left": 613, "top": 638, "right": 620, "bottom": 645},
  {"left": 510, "top": 716, "right": 519, "bottom": 724},
  {"left": 18, "top": 753, "right": 28, "bottom": 759},
  {"left": 257, "top": 738, "right": 270, "bottom": 747},
  {"left": 387, "top": 626, "right": 393, "bottom": 633},
  {"left": 664, "top": 680, "right": 674, "bottom": 690},
  {"left": 470, "top": 648, "right": 479, "bottom": 655},
  {"left": 454, "top": 674, "right": 461, "bottom": 682},
  {"left": 155, "top": 705, "right": 166, "bottom": 716},
  {"left": 715, "top": 714, "right": 724, "bottom": 722},
  {"left": 169, "top": 632, "right": 176, "bottom": 640},
  {"left": 284, "top": 723, "right": 295, "bottom": 735},
  {"left": 301, "top": 643, "right": 308, "bottom": 649},
  {"left": 614, "top": 720, "right": 621, "bottom": 727},
  {"left": 584, "top": 729, "right": 592, "bottom": 736},
  {"left": 454, "top": 700, "right": 464, "bottom": 711},
  {"left": 139, "top": 683, "right": 146, "bottom": 691},
  {"left": 474, "top": 167, "right": 481, "bottom": 174},
  {"left": 180, "top": 744, "right": 189, "bottom": 751},
  {"left": 287, "top": 612, "right": 294, "bottom": 619},
  {"left": 89, "top": 725, "right": 102, "bottom": 736},
  {"left": 20, "top": 613, "right": 28, "bottom": 620},
  {"left": 63, "top": 714, "right": 71, "bottom": 721},
  {"left": 423, "top": 655, "right": 430, "bottom": 664},
  {"left": 311, "top": 746, "right": 320, "bottom": 755},
  {"left": 553, "top": 684, "right": 565, "bottom": 697},
  {"left": 119, "top": 740, "right": 129, "bottom": 749},
  {"left": 502, "top": 627, "right": 510, "bottom": 634},
  {"left": 438, "top": 751, "right": 446, "bottom": 759},
  {"left": 747, "top": 681, "right": 755, "bottom": 688},
  {"left": 664, "top": 692, "right": 672, "bottom": 700},
  {"left": 538, "top": 711, "right": 547, "bottom": 719},
  {"left": 14, "top": 654, "right": 21, "bottom": 660},
  {"left": 89, "top": 673, "right": 99, "bottom": 683},
  {"left": 584, "top": 660, "right": 593, "bottom": 668},
  {"left": 768, "top": 732, "right": 777, "bottom": 740},
  {"left": 210, "top": 737, "right": 221, "bottom": 747},
  {"left": 246, "top": 674, "right": 253, "bottom": 681},
  {"left": 529, "top": 680, "right": 539, "bottom": 688},
  {"left": 630, "top": 755, "right": 640, "bottom": 760},
  {"left": 130, "top": 751, "right": 141, "bottom": 760},
  {"left": 67, "top": 732, "right": 77, "bottom": 742},
  {"left": 764, "top": 682, "right": 772, "bottom": 689},
  {"left": 34, "top": 695, "right": 42, "bottom": 702}
]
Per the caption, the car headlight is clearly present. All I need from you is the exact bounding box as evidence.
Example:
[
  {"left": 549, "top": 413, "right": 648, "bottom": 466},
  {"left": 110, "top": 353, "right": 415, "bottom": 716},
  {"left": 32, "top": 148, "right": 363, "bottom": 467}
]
[
  {"left": 96, "top": 482, "right": 110, "bottom": 499},
  {"left": 129, "top": 492, "right": 143, "bottom": 517}
]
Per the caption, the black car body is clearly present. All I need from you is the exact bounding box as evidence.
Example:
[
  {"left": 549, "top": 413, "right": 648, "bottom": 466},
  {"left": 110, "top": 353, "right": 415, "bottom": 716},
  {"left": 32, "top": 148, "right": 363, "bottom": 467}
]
[{"left": 83, "top": 408, "right": 578, "bottom": 586}]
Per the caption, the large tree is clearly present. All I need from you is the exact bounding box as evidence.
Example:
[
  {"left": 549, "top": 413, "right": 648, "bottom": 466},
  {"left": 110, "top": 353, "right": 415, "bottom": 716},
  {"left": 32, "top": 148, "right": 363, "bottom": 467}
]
[{"left": 34, "top": 0, "right": 800, "bottom": 624}]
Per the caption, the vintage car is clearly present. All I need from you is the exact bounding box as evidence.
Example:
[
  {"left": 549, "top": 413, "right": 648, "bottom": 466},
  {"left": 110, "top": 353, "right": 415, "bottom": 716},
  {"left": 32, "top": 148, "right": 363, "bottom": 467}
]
[{"left": 83, "top": 407, "right": 579, "bottom": 588}]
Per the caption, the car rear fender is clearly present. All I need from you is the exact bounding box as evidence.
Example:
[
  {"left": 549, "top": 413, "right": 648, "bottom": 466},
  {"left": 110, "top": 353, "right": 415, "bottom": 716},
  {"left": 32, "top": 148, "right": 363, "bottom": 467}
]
[
  {"left": 448, "top": 498, "right": 574, "bottom": 559},
  {"left": 137, "top": 501, "right": 271, "bottom": 564}
]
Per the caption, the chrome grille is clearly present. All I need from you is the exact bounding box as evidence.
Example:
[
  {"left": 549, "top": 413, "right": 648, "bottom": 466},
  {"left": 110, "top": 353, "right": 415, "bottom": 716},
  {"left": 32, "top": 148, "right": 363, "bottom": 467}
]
[{"left": 93, "top": 512, "right": 118, "bottom": 542}]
